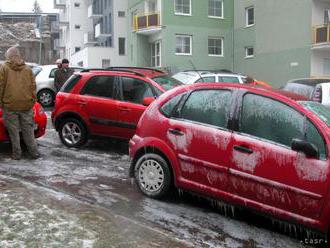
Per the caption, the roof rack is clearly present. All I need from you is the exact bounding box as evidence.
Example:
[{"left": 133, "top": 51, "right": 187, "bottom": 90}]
[
  {"left": 80, "top": 68, "right": 146, "bottom": 77},
  {"left": 107, "top": 66, "right": 165, "bottom": 74}
]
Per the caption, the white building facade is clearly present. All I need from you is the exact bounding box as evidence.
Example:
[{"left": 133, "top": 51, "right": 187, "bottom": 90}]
[{"left": 54, "top": 0, "right": 128, "bottom": 67}]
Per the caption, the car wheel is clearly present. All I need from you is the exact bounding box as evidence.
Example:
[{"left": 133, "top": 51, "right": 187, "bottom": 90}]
[
  {"left": 37, "top": 89, "right": 55, "bottom": 107},
  {"left": 58, "top": 118, "right": 88, "bottom": 148},
  {"left": 135, "top": 153, "right": 172, "bottom": 198}
]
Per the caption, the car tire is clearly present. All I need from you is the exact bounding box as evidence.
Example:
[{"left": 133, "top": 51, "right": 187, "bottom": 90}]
[
  {"left": 37, "top": 89, "right": 55, "bottom": 107},
  {"left": 58, "top": 118, "right": 88, "bottom": 148},
  {"left": 134, "top": 153, "right": 172, "bottom": 199}
]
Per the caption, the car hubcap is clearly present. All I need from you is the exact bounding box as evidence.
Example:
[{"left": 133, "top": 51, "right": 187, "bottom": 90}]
[
  {"left": 39, "top": 92, "right": 52, "bottom": 106},
  {"left": 138, "top": 159, "right": 164, "bottom": 192},
  {"left": 62, "top": 122, "right": 82, "bottom": 145}
]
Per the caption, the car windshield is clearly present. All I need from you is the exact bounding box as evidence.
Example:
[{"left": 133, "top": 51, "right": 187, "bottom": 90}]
[
  {"left": 32, "top": 66, "right": 42, "bottom": 76},
  {"left": 299, "top": 101, "right": 330, "bottom": 126},
  {"left": 283, "top": 82, "right": 314, "bottom": 98},
  {"left": 152, "top": 75, "right": 183, "bottom": 91}
]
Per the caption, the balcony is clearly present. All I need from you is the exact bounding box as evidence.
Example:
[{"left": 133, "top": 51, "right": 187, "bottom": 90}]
[
  {"left": 54, "top": 0, "right": 66, "bottom": 9},
  {"left": 88, "top": 5, "right": 102, "bottom": 19},
  {"left": 133, "top": 12, "right": 161, "bottom": 35},
  {"left": 312, "top": 24, "right": 330, "bottom": 50},
  {"left": 95, "top": 23, "right": 111, "bottom": 38},
  {"left": 84, "top": 32, "right": 97, "bottom": 45}
]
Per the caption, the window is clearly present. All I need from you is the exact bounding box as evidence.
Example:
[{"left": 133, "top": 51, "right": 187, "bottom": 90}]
[
  {"left": 175, "top": 35, "right": 192, "bottom": 55},
  {"left": 195, "top": 76, "right": 216, "bottom": 83},
  {"left": 208, "top": 37, "right": 223, "bottom": 56},
  {"left": 174, "top": 0, "right": 191, "bottom": 15},
  {"left": 118, "top": 11, "right": 125, "bottom": 17},
  {"left": 75, "top": 47, "right": 81, "bottom": 53},
  {"left": 220, "top": 76, "right": 240, "bottom": 83},
  {"left": 81, "top": 76, "right": 116, "bottom": 98},
  {"left": 74, "top": 24, "right": 81, "bottom": 29},
  {"left": 119, "top": 38, "right": 126, "bottom": 55},
  {"left": 161, "top": 94, "right": 184, "bottom": 117},
  {"left": 102, "top": 59, "right": 110, "bottom": 68},
  {"left": 74, "top": 2, "right": 80, "bottom": 7},
  {"left": 240, "top": 94, "right": 326, "bottom": 158},
  {"left": 180, "top": 90, "right": 232, "bottom": 128},
  {"left": 208, "top": 0, "right": 223, "bottom": 18},
  {"left": 120, "top": 77, "right": 154, "bottom": 104},
  {"left": 61, "top": 75, "right": 81, "bottom": 93},
  {"left": 245, "top": 6, "right": 254, "bottom": 27},
  {"left": 151, "top": 41, "right": 161, "bottom": 67},
  {"left": 245, "top": 47, "right": 254, "bottom": 58}
]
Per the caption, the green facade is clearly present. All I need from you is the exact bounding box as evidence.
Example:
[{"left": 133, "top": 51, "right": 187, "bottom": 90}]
[{"left": 128, "top": 0, "right": 313, "bottom": 87}]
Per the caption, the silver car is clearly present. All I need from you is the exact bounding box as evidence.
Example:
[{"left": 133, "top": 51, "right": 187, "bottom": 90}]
[{"left": 33, "top": 65, "right": 83, "bottom": 107}]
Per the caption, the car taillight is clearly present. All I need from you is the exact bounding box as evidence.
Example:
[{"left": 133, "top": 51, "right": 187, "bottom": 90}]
[{"left": 312, "top": 86, "right": 322, "bottom": 103}]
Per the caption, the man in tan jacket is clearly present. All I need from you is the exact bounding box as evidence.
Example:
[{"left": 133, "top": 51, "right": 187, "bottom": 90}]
[{"left": 0, "top": 46, "right": 40, "bottom": 160}]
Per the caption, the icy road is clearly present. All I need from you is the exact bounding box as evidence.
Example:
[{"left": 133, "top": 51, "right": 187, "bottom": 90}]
[{"left": 0, "top": 112, "right": 312, "bottom": 247}]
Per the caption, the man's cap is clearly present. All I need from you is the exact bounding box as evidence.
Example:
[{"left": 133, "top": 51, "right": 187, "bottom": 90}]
[
  {"left": 62, "top": 58, "right": 69, "bottom": 64},
  {"left": 56, "top": 59, "right": 62, "bottom": 64}
]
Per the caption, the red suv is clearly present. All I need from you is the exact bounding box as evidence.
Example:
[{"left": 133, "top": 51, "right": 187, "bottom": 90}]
[
  {"left": 129, "top": 83, "right": 330, "bottom": 235},
  {"left": 51, "top": 68, "right": 182, "bottom": 147}
]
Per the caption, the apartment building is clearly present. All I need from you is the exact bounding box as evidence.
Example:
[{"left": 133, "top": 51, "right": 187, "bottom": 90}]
[
  {"left": 129, "top": 0, "right": 330, "bottom": 87},
  {"left": 54, "top": 0, "right": 128, "bottom": 68},
  {"left": 128, "top": 0, "right": 234, "bottom": 73}
]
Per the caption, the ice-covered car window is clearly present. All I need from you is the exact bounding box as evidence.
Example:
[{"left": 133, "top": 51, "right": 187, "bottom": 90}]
[
  {"left": 172, "top": 72, "right": 199, "bottom": 84},
  {"left": 180, "top": 89, "right": 232, "bottom": 128},
  {"left": 283, "top": 82, "right": 315, "bottom": 98},
  {"left": 152, "top": 75, "right": 183, "bottom": 91},
  {"left": 160, "top": 93, "right": 184, "bottom": 117},
  {"left": 240, "top": 94, "right": 305, "bottom": 147},
  {"left": 300, "top": 101, "right": 330, "bottom": 126}
]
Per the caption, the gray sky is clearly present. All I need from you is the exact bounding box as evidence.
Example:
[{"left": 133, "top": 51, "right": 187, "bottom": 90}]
[{"left": 0, "top": 0, "right": 58, "bottom": 13}]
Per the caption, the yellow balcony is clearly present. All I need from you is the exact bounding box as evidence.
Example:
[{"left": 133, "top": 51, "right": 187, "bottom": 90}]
[{"left": 133, "top": 12, "right": 161, "bottom": 35}]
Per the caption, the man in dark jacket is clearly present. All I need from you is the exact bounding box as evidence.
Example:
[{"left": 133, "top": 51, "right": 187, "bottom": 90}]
[
  {"left": 0, "top": 46, "right": 40, "bottom": 160},
  {"left": 54, "top": 58, "right": 74, "bottom": 92}
]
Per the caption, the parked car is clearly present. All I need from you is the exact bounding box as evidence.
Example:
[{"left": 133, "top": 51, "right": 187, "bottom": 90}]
[
  {"left": 0, "top": 102, "right": 47, "bottom": 141},
  {"left": 172, "top": 70, "right": 271, "bottom": 88},
  {"left": 51, "top": 68, "right": 183, "bottom": 148},
  {"left": 34, "top": 65, "right": 83, "bottom": 107},
  {"left": 129, "top": 83, "right": 330, "bottom": 235},
  {"left": 311, "top": 82, "right": 330, "bottom": 106},
  {"left": 282, "top": 78, "right": 330, "bottom": 101}
]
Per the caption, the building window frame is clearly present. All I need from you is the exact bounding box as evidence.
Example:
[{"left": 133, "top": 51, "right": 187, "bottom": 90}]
[
  {"left": 174, "top": 0, "right": 192, "bottom": 16},
  {"left": 208, "top": 37, "right": 223, "bottom": 57},
  {"left": 245, "top": 46, "right": 254, "bottom": 58},
  {"left": 175, "top": 34, "right": 192, "bottom": 56},
  {"left": 208, "top": 0, "right": 224, "bottom": 19},
  {"left": 245, "top": 6, "right": 254, "bottom": 27},
  {"left": 74, "top": 2, "right": 80, "bottom": 8},
  {"left": 119, "top": 37, "right": 126, "bottom": 56},
  {"left": 151, "top": 40, "right": 161, "bottom": 67}
]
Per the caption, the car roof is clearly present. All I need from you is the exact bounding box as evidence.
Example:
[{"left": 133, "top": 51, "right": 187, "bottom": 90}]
[
  {"left": 175, "top": 70, "right": 244, "bottom": 77},
  {"left": 106, "top": 67, "right": 167, "bottom": 78},
  {"left": 286, "top": 78, "right": 330, "bottom": 86}
]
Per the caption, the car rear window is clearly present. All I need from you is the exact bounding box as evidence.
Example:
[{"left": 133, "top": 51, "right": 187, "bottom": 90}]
[
  {"left": 282, "top": 83, "right": 315, "bottom": 98},
  {"left": 152, "top": 76, "right": 183, "bottom": 91},
  {"left": 32, "top": 66, "right": 42, "bottom": 76}
]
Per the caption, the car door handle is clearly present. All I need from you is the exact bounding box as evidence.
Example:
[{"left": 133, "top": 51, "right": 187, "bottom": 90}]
[
  {"left": 168, "top": 128, "right": 184, "bottom": 136},
  {"left": 77, "top": 101, "right": 87, "bottom": 106},
  {"left": 119, "top": 107, "right": 130, "bottom": 112},
  {"left": 233, "top": 145, "right": 253, "bottom": 154}
]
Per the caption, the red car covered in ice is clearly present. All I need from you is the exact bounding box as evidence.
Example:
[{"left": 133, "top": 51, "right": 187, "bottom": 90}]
[
  {"left": 0, "top": 102, "right": 47, "bottom": 141},
  {"left": 129, "top": 83, "right": 330, "bottom": 235}
]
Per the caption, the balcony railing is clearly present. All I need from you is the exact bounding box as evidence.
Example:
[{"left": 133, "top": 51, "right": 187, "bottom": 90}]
[
  {"left": 54, "top": 0, "right": 66, "bottom": 9},
  {"left": 313, "top": 24, "right": 330, "bottom": 44},
  {"left": 133, "top": 12, "right": 160, "bottom": 32},
  {"left": 84, "top": 32, "right": 97, "bottom": 44},
  {"left": 88, "top": 5, "right": 102, "bottom": 19}
]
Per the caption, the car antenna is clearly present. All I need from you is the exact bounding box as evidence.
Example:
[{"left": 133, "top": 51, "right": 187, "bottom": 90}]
[{"left": 189, "top": 59, "right": 204, "bottom": 82}]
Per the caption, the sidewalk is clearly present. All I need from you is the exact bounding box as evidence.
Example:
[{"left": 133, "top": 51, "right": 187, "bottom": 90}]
[{"left": 0, "top": 175, "right": 190, "bottom": 248}]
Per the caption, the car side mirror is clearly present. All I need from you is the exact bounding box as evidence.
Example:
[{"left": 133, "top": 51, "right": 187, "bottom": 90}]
[
  {"left": 291, "top": 138, "right": 319, "bottom": 158},
  {"left": 142, "top": 97, "right": 155, "bottom": 106}
]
